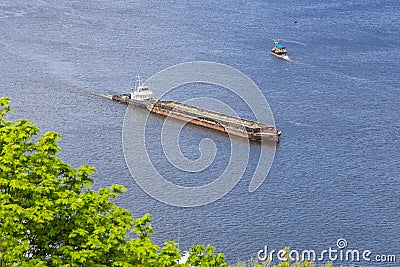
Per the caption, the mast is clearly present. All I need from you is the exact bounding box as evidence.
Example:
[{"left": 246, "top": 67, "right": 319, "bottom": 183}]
[{"left": 135, "top": 75, "right": 142, "bottom": 91}]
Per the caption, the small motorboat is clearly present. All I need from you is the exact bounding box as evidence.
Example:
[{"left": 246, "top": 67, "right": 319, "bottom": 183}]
[{"left": 271, "top": 40, "right": 290, "bottom": 61}]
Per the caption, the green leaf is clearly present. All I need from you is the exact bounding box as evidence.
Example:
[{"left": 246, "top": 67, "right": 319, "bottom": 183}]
[{"left": 0, "top": 98, "right": 230, "bottom": 267}]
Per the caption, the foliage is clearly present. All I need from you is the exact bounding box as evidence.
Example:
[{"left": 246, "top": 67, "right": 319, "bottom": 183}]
[
  {"left": 231, "top": 256, "right": 269, "bottom": 267},
  {"left": 0, "top": 97, "right": 226, "bottom": 266},
  {"left": 185, "top": 244, "right": 228, "bottom": 267}
]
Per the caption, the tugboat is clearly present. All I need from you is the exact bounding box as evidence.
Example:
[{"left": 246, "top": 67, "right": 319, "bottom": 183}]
[
  {"left": 111, "top": 75, "right": 156, "bottom": 108},
  {"left": 271, "top": 40, "right": 290, "bottom": 61}
]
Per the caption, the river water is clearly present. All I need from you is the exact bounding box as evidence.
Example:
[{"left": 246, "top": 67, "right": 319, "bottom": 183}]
[{"left": 1, "top": 0, "right": 399, "bottom": 265}]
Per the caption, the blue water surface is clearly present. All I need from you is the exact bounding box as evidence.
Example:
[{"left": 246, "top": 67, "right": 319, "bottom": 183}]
[{"left": 0, "top": 0, "right": 399, "bottom": 265}]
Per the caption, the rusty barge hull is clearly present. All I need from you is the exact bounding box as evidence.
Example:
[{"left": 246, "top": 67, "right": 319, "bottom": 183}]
[
  {"left": 111, "top": 95, "right": 280, "bottom": 142},
  {"left": 150, "top": 101, "right": 280, "bottom": 142}
]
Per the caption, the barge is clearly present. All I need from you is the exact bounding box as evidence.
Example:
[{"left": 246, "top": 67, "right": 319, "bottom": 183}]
[{"left": 111, "top": 76, "right": 281, "bottom": 142}]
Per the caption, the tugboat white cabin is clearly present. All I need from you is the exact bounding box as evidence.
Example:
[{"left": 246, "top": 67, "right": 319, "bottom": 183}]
[{"left": 131, "top": 76, "right": 153, "bottom": 101}]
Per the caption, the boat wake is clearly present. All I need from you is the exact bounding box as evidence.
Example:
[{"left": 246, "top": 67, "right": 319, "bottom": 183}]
[
  {"left": 286, "top": 119, "right": 313, "bottom": 128},
  {"left": 91, "top": 91, "right": 113, "bottom": 100},
  {"left": 282, "top": 56, "right": 292, "bottom": 62},
  {"left": 281, "top": 40, "right": 307, "bottom": 46}
]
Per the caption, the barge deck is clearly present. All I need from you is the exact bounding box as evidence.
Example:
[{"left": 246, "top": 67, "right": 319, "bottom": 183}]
[{"left": 150, "top": 100, "right": 280, "bottom": 142}]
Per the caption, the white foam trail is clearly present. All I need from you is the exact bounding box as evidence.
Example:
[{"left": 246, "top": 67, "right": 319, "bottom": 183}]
[
  {"left": 286, "top": 119, "right": 313, "bottom": 127},
  {"left": 92, "top": 91, "right": 113, "bottom": 100},
  {"left": 282, "top": 40, "right": 307, "bottom": 46}
]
